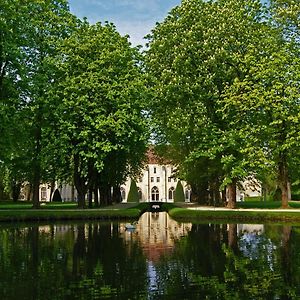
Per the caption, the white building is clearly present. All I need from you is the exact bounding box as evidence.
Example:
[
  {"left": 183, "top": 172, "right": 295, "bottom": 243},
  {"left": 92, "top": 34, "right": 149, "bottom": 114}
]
[{"left": 121, "top": 153, "right": 191, "bottom": 203}]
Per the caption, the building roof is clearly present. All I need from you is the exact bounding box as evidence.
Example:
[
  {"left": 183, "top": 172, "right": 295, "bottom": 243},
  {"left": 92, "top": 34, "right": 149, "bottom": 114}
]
[{"left": 146, "top": 147, "right": 171, "bottom": 165}]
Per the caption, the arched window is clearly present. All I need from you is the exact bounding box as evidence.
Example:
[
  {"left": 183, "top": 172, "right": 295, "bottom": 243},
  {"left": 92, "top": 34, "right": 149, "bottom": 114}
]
[
  {"left": 120, "top": 188, "right": 126, "bottom": 201},
  {"left": 137, "top": 188, "right": 143, "bottom": 201},
  {"left": 41, "top": 187, "right": 47, "bottom": 201},
  {"left": 185, "top": 188, "right": 191, "bottom": 202},
  {"left": 168, "top": 187, "right": 175, "bottom": 200},
  {"left": 151, "top": 186, "right": 159, "bottom": 201}
]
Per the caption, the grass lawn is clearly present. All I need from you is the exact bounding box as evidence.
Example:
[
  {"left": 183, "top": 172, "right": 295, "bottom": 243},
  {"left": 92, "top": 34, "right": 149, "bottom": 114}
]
[
  {"left": 237, "top": 200, "right": 300, "bottom": 209},
  {"left": 0, "top": 201, "right": 147, "bottom": 222},
  {"left": 163, "top": 202, "right": 300, "bottom": 223},
  {"left": 2, "top": 200, "right": 300, "bottom": 223}
]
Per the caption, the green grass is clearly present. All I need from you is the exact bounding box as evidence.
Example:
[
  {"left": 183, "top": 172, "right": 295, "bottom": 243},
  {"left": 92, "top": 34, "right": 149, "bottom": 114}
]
[
  {"left": 0, "top": 201, "right": 78, "bottom": 209},
  {"left": 238, "top": 200, "right": 300, "bottom": 209},
  {"left": 0, "top": 201, "right": 145, "bottom": 222},
  {"left": 2, "top": 200, "right": 300, "bottom": 223},
  {"left": 168, "top": 206, "right": 300, "bottom": 223}
]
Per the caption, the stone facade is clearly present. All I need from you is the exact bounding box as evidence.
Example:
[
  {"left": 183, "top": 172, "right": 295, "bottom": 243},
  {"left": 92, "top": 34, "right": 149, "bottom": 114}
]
[{"left": 121, "top": 164, "right": 191, "bottom": 202}]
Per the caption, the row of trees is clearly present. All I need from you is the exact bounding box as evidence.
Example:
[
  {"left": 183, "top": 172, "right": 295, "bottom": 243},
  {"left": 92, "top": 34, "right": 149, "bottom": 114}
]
[
  {"left": 1, "top": 0, "right": 299, "bottom": 208},
  {"left": 145, "top": 0, "right": 300, "bottom": 208},
  {"left": 0, "top": 0, "right": 148, "bottom": 207}
]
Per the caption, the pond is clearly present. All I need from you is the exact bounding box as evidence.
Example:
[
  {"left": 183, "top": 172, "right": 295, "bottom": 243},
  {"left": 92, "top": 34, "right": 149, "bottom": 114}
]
[{"left": 0, "top": 212, "right": 299, "bottom": 299}]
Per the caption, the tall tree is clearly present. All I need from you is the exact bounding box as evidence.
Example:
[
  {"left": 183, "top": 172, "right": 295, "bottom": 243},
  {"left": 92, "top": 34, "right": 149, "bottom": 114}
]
[
  {"left": 146, "top": 0, "right": 270, "bottom": 208},
  {"left": 0, "top": 0, "right": 76, "bottom": 205},
  {"left": 222, "top": 2, "right": 300, "bottom": 208},
  {"left": 51, "top": 20, "right": 148, "bottom": 208}
]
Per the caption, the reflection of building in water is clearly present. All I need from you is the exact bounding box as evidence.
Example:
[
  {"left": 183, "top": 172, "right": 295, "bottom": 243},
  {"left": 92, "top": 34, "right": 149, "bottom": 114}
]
[
  {"left": 237, "top": 224, "right": 264, "bottom": 235},
  {"left": 121, "top": 212, "right": 192, "bottom": 262}
]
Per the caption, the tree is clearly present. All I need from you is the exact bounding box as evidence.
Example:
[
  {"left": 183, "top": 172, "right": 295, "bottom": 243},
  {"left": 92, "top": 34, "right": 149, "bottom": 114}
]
[
  {"left": 145, "top": 0, "right": 270, "bottom": 208},
  {"left": 0, "top": 0, "right": 76, "bottom": 205},
  {"left": 221, "top": 2, "right": 300, "bottom": 208},
  {"left": 51, "top": 20, "right": 148, "bottom": 208}
]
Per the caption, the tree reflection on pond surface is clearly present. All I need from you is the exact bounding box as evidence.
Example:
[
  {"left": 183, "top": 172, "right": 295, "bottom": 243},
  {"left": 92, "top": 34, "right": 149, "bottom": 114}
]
[{"left": 0, "top": 213, "right": 299, "bottom": 299}]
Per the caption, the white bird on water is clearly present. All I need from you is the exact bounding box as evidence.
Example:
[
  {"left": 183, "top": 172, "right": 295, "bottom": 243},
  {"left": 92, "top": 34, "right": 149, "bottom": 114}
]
[{"left": 125, "top": 221, "right": 138, "bottom": 230}]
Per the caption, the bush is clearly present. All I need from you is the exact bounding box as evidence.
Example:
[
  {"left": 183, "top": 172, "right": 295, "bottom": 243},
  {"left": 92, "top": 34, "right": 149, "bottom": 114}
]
[
  {"left": 127, "top": 180, "right": 139, "bottom": 203},
  {"left": 52, "top": 189, "right": 62, "bottom": 202},
  {"left": 291, "top": 194, "right": 300, "bottom": 201},
  {"left": 174, "top": 181, "right": 185, "bottom": 203}
]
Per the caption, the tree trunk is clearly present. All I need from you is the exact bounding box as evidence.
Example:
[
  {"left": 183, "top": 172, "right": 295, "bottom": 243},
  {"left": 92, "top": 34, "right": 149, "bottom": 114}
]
[
  {"left": 281, "top": 226, "right": 292, "bottom": 290},
  {"left": 49, "top": 180, "right": 55, "bottom": 202},
  {"left": 112, "top": 185, "right": 121, "bottom": 204},
  {"left": 32, "top": 171, "right": 40, "bottom": 208},
  {"left": 209, "top": 178, "right": 222, "bottom": 206},
  {"left": 106, "top": 184, "right": 112, "bottom": 206},
  {"left": 11, "top": 179, "right": 21, "bottom": 202},
  {"left": 226, "top": 179, "right": 237, "bottom": 209},
  {"left": 221, "top": 190, "right": 227, "bottom": 206},
  {"left": 228, "top": 224, "right": 238, "bottom": 252},
  {"left": 88, "top": 189, "right": 93, "bottom": 208},
  {"left": 73, "top": 154, "right": 87, "bottom": 209},
  {"left": 99, "top": 185, "right": 106, "bottom": 207},
  {"left": 94, "top": 187, "right": 99, "bottom": 207},
  {"left": 77, "top": 190, "right": 86, "bottom": 209},
  {"left": 278, "top": 152, "right": 290, "bottom": 208},
  {"left": 190, "top": 182, "right": 209, "bottom": 204}
]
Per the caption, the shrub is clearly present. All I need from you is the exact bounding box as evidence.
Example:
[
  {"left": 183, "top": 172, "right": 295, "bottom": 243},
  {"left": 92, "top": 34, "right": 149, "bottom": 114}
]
[
  {"left": 127, "top": 180, "right": 139, "bottom": 203},
  {"left": 52, "top": 189, "right": 62, "bottom": 202},
  {"left": 174, "top": 181, "right": 185, "bottom": 203}
]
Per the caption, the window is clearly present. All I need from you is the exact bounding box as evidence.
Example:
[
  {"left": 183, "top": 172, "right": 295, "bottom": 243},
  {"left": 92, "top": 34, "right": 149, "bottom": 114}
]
[
  {"left": 154, "top": 167, "right": 157, "bottom": 174},
  {"left": 120, "top": 188, "right": 126, "bottom": 201},
  {"left": 168, "top": 177, "right": 171, "bottom": 182},
  {"left": 151, "top": 186, "right": 159, "bottom": 201},
  {"left": 168, "top": 187, "right": 175, "bottom": 200},
  {"left": 151, "top": 177, "right": 154, "bottom": 182},
  {"left": 185, "top": 188, "right": 191, "bottom": 201},
  {"left": 138, "top": 188, "right": 143, "bottom": 201},
  {"left": 157, "top": 177, "right": 160, "bottom": 183},
  {"left": 41, "top": 187, "right": 47, "bottom": 201}
]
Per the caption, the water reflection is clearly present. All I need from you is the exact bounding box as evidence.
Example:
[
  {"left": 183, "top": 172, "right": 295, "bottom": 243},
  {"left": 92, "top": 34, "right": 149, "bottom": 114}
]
[
  {"left": 121, "top": 212, "right": 192, "bottom": 262},
  {"left": 0, "top": 215, "right": 299, "bottom": 299}
]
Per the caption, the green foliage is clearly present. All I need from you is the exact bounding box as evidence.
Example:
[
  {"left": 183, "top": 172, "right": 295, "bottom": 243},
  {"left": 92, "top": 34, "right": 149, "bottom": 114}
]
[
  {"left": 127, "top": 180, "right": 139, "bottom": 203},
  {"left": 174, "top": 181, "right": 185, "bottom": 203},
  {"left": 146, "top": 0, "right": 271, "bottom": 204},
  {"left": 146, "top": 0, "right": 300, "bottom": 207},
  {"left": 50, "top": 20, "right": 149, "bottom": 207}
]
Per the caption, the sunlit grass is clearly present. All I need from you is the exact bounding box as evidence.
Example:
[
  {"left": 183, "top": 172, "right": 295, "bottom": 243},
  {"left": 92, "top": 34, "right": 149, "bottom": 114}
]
[{"left": 0, "top": 201, "right": 144, "bottom": 222}]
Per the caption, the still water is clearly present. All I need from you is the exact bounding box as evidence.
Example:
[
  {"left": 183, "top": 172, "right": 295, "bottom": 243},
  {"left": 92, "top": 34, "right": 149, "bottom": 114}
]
[{"left": 0, "top": 212, "right": 299, "bottom": 299}]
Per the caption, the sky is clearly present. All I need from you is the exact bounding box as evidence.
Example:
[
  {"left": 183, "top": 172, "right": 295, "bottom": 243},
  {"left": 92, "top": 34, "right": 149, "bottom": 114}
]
[{"left": 68, "top": 0, "right": 181, "bottom": 46}]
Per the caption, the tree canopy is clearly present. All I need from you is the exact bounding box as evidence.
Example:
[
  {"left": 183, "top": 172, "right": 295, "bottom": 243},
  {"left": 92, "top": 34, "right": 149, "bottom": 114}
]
[{"left": 145, "top": 0, "right": 300, "bottom": 208}]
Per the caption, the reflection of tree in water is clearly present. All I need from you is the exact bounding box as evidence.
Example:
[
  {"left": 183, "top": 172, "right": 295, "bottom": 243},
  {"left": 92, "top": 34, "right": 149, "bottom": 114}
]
[
  {"left": 151, "top": 223, "right": 300, "bottom": 299},
  {"left": 150, "top": 224, "right": 228, "bottom": 299},
  {"left": 0, "top": 223, "right": 148, "bottom": 300},
  {"left": 68, "top": 223, "right": 148, "bottom": 299}
]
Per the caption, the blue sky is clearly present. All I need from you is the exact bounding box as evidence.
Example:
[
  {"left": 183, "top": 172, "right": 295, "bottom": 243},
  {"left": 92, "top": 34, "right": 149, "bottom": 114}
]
[{"left": 68, "top": 0, "right": 181, "bottom": 46}]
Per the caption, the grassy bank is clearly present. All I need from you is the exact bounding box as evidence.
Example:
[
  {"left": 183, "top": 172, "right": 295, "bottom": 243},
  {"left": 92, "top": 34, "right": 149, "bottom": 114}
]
[
  {"left": 2, "top": 200, "right": 300, "bottom": 223},
  {"left": 238, "top": 200, "right": 300, "bottom": 209},
  {"left": 0, "top": 202, "right": 147, "bottom": 222},
  {"left": 167, "top": 205, "right": 300, "bottom": 223}
]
